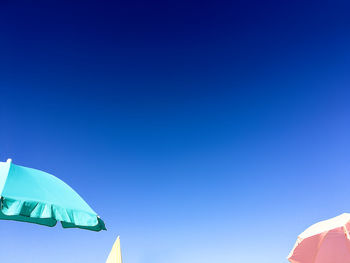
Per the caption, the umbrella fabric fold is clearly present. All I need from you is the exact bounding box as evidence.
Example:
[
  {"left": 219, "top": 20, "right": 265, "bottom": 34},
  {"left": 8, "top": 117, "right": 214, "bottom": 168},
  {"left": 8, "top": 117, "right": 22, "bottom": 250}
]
[{"left": 0, "top": 159, "right": 106, "bottom": 231}]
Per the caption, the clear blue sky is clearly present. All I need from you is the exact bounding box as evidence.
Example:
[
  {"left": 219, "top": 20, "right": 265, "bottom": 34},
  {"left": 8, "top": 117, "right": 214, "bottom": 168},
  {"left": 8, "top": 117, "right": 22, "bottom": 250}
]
[{"left": 0, "top": 0, "right": 349, "bottom": 262}]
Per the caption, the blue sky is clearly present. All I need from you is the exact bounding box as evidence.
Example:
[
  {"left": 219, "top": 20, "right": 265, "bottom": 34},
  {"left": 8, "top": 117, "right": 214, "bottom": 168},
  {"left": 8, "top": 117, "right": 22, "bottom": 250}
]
[{"left": 0, "top": 0, "right": 349, "bottom": 262}]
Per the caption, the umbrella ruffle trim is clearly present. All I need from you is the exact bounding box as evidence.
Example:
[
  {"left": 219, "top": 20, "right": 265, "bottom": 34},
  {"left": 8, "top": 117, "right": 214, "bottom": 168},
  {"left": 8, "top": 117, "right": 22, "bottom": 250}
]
[{"left": 0, "top": 197, "right": 106, "bottom": 231}]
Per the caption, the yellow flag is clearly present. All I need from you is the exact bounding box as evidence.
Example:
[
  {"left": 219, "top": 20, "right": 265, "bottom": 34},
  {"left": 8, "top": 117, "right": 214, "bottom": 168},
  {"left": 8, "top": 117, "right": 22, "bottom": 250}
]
[{"left": 106, "top": 236, "right": 122, "bottom": 263}]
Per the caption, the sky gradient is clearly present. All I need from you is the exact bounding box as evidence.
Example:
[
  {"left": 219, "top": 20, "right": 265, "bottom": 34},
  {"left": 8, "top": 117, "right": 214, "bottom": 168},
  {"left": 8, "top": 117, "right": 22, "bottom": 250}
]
[{"left": 0, "top": 0, "right": 350, "bottom": 262}]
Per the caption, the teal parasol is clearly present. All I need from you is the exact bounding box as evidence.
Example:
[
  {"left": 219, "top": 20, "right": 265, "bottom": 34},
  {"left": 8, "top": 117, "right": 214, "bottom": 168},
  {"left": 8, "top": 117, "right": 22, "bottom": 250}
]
[{"left": 0, "top": 159, "right": 106, "bottom": 231}]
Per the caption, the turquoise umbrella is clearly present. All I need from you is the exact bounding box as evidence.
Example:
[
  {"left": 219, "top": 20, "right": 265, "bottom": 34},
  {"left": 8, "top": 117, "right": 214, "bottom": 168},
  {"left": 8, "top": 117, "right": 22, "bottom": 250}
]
[{"left": 0, "top": 159, "right": 106, "bottom": 231}]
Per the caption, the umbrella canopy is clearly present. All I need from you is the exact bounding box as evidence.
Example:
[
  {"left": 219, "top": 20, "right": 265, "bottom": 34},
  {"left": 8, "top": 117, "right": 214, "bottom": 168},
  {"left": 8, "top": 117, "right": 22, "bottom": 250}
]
[
  {"left": 288, "top": 213, "right": 350, "bottom": 263},
  {"left": 0, "top": 159, "right": 106, "bottom": 231},
  {"left": 106, "top": 236, "right": 123, "bottom": 263}
]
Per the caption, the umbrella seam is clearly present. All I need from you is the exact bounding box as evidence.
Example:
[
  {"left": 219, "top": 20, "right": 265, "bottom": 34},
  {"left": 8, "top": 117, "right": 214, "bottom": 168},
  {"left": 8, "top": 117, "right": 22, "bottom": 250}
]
[{"left": 312, "top": 230, "right": 328, "bottom": 263}]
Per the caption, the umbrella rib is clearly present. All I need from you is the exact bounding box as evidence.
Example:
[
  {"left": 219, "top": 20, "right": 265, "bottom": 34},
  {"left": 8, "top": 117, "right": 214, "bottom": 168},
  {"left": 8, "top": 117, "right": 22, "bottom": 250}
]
[
  {"left": 312, "top": 231, "right": 328, "bottom": 263},
  {"left": 344, "top": 225, "right": 350, "bottom": 240},
  {"left": 342, "top": 225, "right": 350, "bottom": 258}
]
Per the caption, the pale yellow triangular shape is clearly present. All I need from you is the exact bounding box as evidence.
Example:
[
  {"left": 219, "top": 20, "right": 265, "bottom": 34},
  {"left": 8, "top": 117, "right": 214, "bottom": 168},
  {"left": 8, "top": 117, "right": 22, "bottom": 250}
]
[{"left": 106, "top": 236, "right": 123, "bottom": 263}]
